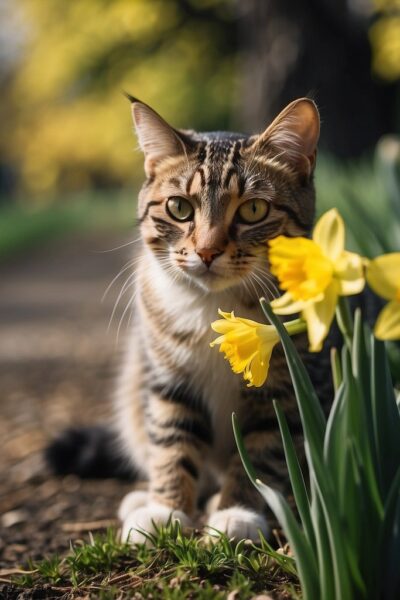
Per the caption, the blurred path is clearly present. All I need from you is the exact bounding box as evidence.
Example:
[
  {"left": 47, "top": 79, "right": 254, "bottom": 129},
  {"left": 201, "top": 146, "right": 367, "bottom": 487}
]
[{"left": 0, "top": 232, "right": 137, "bottom": 569}]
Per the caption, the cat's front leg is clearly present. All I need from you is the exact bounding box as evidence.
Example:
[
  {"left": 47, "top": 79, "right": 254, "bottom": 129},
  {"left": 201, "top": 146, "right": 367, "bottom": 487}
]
[
  {"left": 120, "top": 386, "right": 209, "bottom": 543},
  {"left": 120, "top": 444, "right": 201, "bottom": 543}
]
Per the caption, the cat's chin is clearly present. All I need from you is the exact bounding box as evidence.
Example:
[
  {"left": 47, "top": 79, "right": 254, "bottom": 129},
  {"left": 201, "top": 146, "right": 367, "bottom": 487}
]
[{"left": 183, "top": 270, "right": 243, "bottom": 294}]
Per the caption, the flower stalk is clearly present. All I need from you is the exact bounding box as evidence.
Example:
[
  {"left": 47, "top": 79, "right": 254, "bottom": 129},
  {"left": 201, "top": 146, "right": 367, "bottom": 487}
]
[{"left": 335, "top": 296, "right": 354, "bottom": 351}]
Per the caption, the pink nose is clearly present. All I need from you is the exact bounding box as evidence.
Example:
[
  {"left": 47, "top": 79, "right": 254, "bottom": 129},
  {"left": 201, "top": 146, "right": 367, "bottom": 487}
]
[{"left": 196, "top": 248, "right": 223, "bottom": 268}]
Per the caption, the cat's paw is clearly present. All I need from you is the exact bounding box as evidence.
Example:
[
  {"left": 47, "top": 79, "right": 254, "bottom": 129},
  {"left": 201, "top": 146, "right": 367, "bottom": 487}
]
[
  {"left": 118, "top": 490, "right": 149, "bottom": 521},
  {"left": 120, "top": 499, "right": 192, "bottom": 545},
  {"left": 206, "top": 506, "right": 268, "bottom": 542}
]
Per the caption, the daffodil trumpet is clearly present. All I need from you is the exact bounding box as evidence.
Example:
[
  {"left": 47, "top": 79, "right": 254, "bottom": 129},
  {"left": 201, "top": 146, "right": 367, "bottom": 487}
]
[{"left": 210, "top": 309, "right": 306, "bottom": 388}]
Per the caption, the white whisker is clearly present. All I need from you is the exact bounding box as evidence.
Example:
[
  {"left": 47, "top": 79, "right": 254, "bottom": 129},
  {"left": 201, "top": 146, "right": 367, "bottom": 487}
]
[
  {"left": 102, "top": 256, "right": 143, "bottom": 302},
  {"left": 94, "top": 236, "right": 142, "bottom": 253},
  {"left": 108, "top": 272, "right": 137, "bottom": 331}
]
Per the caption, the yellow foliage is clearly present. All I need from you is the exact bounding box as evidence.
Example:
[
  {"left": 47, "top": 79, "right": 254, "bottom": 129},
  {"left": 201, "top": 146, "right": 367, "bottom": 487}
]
[
  {"left": 370, "top": 1, "right": 400, "bottom": 81},
  {"left": 4, "top": 0, "right": 235, "bottom": 197}
]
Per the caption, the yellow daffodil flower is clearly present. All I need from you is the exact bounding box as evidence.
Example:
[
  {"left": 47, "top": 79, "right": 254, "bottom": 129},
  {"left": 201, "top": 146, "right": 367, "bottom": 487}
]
[
  {"left": 269, "top": 209, "right": 365, "bottom": 352},
  {"left": 210, "top": 310, "right": 304, "bottom": 387},
  {"left": 367, "top": 253, "right": 400, "bottom": 340}
]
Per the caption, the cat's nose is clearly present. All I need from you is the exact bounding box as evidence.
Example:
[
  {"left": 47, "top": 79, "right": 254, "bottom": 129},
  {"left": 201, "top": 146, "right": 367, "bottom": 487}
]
[{"left": 196, "top": 248, "right": 223, "bottom": 268}]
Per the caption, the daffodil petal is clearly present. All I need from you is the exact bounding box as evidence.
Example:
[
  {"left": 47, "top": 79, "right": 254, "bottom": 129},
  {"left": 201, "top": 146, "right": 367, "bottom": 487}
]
[
  {"left": 268, "top": 236, "right": 314, "bottom": 258},
  {"left": 302, "top": 282, "right": 338, "bottom": 352},
  {"left": 336, "top": 251, "right": 365, "bottom": 295},
  {"left": 367, "top": 253, "right": 400, "bottom": 301},
  {"left": 312, "top": 209, "right": 344, "bottom": 262},
  {"left": 374, "top": 300, "right": 400, "bottom": 340},
  {"left": 215, "top": 309, "right": 269, "bottom": 330},
  {"left": 245, "top": 350, "right": 272, "bottom": 387},
  {"left": 271, "top": 292, "right": 308, "bottom": 315}
]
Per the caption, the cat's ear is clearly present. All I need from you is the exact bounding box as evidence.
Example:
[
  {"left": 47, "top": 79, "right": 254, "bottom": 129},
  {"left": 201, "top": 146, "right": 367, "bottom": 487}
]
[
  {"left": 125, "top": 94, "right": 190, "bottom": 176},
  {"left": 255, "top": 98, "right": 320, "bottom": 179}
]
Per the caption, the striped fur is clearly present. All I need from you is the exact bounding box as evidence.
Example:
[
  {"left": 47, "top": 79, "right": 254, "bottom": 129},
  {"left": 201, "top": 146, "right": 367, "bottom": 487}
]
[{"left": 117, "top": 98, "right": 323, "bottom": 542}]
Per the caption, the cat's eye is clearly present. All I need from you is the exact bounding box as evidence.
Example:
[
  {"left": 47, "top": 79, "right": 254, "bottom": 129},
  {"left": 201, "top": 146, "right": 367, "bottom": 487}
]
[
  {"left": 237, "top": 198, "right": 269, "bottom": 224},
  {"left": 166, "top": 196, "right": 194, "bottom": 222}
]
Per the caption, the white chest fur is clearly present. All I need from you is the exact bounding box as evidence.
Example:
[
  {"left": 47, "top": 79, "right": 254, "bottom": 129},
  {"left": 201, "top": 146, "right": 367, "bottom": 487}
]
[{"left": 144, "top": 253, "right": 263, "bottom": 466}]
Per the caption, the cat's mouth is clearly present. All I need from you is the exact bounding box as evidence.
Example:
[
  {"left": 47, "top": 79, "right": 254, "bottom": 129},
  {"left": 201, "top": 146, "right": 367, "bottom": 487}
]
[{"left": 178, "top": 263, "right": 248, "bottom": 293}]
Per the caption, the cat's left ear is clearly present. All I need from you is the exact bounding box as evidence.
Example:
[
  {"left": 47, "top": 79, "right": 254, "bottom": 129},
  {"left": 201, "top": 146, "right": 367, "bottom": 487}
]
[
  {"left": 125, "top": 94, "right": 191, "bottom": 176},
  {"left": 255, "top": 98, "right": 320, "bottom": 179}
]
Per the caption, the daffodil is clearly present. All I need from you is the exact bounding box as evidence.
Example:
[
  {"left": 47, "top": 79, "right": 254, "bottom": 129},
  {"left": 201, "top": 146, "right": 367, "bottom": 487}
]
[
  {"left": 269, "top": 209, "right": 365, "bottom": 352},
  {"left": 367, "top": 253, "right": 400, "bottom": 341},
  {"left": 210, "top": 310, "right": 304, "bottom": 387}
]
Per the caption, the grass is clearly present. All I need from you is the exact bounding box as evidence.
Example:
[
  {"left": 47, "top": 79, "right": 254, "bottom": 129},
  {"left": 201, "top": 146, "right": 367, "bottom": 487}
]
[
  {"left": 0, "top": 188, "right": 137, "bottom": 261},
  {"left": 9, "top": 524, "right": 299, "bottom": 599}
]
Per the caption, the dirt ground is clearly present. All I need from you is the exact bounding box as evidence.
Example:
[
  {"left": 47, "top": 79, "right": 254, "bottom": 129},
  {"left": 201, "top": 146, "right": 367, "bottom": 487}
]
[{"left": 0, "top": 232, "right": 138, "bottom": 575}]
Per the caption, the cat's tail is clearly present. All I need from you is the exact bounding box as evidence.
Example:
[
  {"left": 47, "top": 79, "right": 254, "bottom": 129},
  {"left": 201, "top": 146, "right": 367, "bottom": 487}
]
[{"left": 45, "top": 425, "right": 135, "bottom": 480}]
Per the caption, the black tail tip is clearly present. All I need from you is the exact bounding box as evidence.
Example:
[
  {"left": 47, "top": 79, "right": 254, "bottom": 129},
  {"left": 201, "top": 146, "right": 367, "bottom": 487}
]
[{"left": 45, "top": 425, "right": 134, "bottom": 480}]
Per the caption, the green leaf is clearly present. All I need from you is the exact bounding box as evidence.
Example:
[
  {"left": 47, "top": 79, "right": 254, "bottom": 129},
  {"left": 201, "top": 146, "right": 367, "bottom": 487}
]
[
  {"left": 330, "top": 347, "right": 342, "bottom": 393},
  {"left": 256, "top": 478, "right": 320, "bottom": 599},
  {"left": 323, "top": 381, "right": 347, "bottom": 495},
  {"left": 371, "top": 336, "right": 400, "bottom": 499},
  {"left": 273, "top": 400, "right": 315, "bottom": 549},
  {"left": 352, "top": 309, "right": 371, "bottom": 409},
  {"left": 378, "top": 467, "right": 400, "bottom": 600},
  {"left": 310, "top": 480, "right": 335, "bottom": 600},
  {"left": 306, "top": 448, "right": 354, "bottom": 600},
  {"left": 260, "top": 299, "right": 326, "bottom": 453},
  {"left": 260, "top": 300, "right": 354, "bottom": 598},
  {"left": 343, "top": 342, "right": 383, "bottom": 519},
  {"left": 232, "top": 413, "right": 319, "bottom": 599}
]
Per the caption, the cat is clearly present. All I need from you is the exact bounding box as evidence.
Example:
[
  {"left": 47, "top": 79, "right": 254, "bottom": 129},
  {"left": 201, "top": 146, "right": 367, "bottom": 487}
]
[
  {"left": 48, "top": 96, "right": 332, "bottom": 543},
  {"left": 113, "top": 95, "right": 324, "bottom": 543}
]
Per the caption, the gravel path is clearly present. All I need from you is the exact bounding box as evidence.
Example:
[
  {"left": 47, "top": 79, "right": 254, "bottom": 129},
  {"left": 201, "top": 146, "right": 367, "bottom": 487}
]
[{"left": 0, "top": 232, "right": 138, "bottom": 572}]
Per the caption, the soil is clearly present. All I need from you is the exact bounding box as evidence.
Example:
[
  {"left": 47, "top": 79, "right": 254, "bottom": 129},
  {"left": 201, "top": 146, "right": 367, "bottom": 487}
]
[{"left": 0, "top": 232, "right": 138, "bottom": 577}]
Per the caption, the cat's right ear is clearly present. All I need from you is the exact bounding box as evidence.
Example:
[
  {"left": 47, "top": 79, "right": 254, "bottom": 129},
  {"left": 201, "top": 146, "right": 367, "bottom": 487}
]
[
  {"left": 125, "top": 94, "right": 189, "bottom": 176},
  {"left": 254, "top": 98, "right": 320, "bottom": 180}
]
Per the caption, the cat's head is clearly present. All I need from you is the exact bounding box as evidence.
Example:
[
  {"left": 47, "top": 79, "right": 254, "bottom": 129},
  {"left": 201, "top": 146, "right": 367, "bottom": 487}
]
[{"left": 129, "top": 95, "right": 320, "bottom": 296}]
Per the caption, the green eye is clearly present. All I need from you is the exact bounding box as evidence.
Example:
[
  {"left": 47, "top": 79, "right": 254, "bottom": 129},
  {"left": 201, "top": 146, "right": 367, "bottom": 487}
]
[
  {"left": 166, "top": 197, "right": 194, "bottom": 222},
  {"left": 238, "top": 199, "right": 269, "bottom": 224}
]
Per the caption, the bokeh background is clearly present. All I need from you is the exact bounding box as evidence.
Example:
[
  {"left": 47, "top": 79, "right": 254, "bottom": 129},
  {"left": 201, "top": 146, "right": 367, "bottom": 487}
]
[
  {"left": 1, "top": 0, "right": 400, "bottom": 252},
  {"left": 1, "top": 0, "right": 400, "bottom": 574}
]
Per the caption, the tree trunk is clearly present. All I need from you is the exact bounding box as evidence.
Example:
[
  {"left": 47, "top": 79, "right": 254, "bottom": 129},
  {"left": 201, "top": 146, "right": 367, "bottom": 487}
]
[{"left": 237, "top": 0, "right": 398, "bottom": 158}]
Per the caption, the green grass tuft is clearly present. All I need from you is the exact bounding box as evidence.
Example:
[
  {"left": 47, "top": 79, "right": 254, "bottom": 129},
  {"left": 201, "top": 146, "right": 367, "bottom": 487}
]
[{"left": 11, "top": 525, "right": 299, "bottom": 599}]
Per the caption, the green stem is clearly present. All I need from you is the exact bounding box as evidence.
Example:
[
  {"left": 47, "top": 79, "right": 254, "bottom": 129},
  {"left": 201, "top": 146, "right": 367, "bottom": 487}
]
[
  {"left": 335, "top": 296, "right": 354, "bottom": 351},
  {"left": 260, "top": 301, "right": 307, "bottom": 338},
  {"left": 284, "top": 318, "right": 307, "bottom": 337},
  {"left": 330, "top": 347, "right": 342, "bottom": 393}
]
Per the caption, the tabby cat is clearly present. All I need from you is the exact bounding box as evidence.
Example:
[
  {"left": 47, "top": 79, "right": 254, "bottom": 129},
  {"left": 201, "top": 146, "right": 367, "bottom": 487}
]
[{"left": 113, "top": 96, "right": 324, "bottom": 543}]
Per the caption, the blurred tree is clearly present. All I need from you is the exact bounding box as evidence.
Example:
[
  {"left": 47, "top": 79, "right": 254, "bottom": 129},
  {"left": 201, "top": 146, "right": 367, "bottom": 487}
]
[
  {"left": 0, "top": 0, "right": 237, "bottom": 199},
  {"left": 237, "top": 0, "right": 400, "bottom": 158}
]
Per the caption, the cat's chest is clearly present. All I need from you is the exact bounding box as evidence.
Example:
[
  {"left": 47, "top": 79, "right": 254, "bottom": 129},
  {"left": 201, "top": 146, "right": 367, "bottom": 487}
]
[
  {"left": 178, "top": 325, "right": 240, "bottom": 464},
  {"left": 164, "top": 291, "right": 257, "bottom": 462},
  {"left": 143, "top": 261, "right": 263, "bottom": 461}
]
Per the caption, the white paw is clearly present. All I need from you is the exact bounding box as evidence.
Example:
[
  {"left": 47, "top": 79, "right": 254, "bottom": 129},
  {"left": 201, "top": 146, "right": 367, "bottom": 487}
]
[
  {"left": 206, "top": 506, "right": 269, "bottom": 542},
  {"left": 120, "top": 499, "right": 192, "bottom": 545},
  {"left": 118, "top": 490, "right": 149, "bottom": 521}
]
